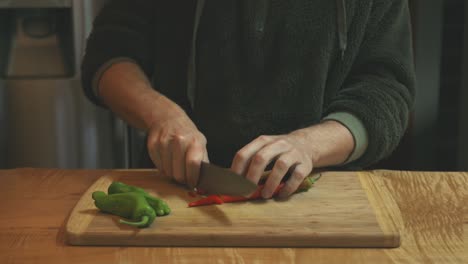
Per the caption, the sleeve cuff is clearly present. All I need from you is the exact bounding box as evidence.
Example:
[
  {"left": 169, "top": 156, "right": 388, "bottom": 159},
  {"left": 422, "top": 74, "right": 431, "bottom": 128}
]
[
  {"left": 322, "top": 112, "right": 369, "bottom": 164},
  {"left": 91, "top": 57, "right": 137, "bottom": 101}
]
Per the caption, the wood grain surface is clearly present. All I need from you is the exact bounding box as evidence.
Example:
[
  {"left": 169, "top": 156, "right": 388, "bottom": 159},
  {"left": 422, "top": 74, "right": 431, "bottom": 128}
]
[
  {"left": 65, "top": 171, "right": 399, "bottom": 247},
  {"left": 0, "top": 168, "right": 467, "bottom": 264}
]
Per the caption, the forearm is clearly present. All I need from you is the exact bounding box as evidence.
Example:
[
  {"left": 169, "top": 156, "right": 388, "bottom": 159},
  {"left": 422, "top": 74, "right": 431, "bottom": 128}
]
[
  {"left": 289, "top": 120, "right": 355, "bottom": 168},
  {"left": 80, "top": 0, "right": 155, "bottom": 106},
  {"left": 324, "top": 1, "right": 415, "bottom": 168},
  {"left": 99, "top": 61, "right": 185, "bottom": 131}
]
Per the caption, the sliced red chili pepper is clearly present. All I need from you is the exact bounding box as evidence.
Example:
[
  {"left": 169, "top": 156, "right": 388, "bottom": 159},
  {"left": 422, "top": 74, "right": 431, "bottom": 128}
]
[
  {"left": 212, "top": 195, "right": 224, "bottom": 204},
  {"left": 188, "top": 196, "right": 216, "bottom": 207},
  {"left": 188, "top": 195, "right": 224, "bottom": 207},
  {"left": 188, "top": 182, "right": 288, "bottom": 207},
  {"left": 218, "top": 195, "right": 249, "bottom": 203}
]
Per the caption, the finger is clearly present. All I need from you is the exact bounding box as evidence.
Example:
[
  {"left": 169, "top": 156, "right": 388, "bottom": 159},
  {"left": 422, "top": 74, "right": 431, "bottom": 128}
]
[
  {"left": 278, "top": 163, "right": 312, "bottom": 198},
  {"left": 147, "top": 139, "right": 163, "bottom": 173},
  {"left": 160, "top": 135, "right": 173, "bottom": 179},
  {"left": 155, "top": 149, "right": 164, "bottom": 172},
  {"left": 261, "top": 152, "right": 297, "bottom": 198},
  {"left": 245, "top": 139, "right": 292, "bottom": 185},
  {"left": 172, "top": 135, "right": 188, "bottom": 184},
  {"left": 203, "top": 151, "right": 209, "bottom": 162},
  {"left": 231, "top": 135, "right": 275, "bottom": 175},
  {"left": 185, "top": 142, "right": 205, "bottom": 188}
]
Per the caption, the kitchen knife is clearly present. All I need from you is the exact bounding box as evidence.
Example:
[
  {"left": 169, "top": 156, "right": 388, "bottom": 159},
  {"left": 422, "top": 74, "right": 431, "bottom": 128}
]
[{"left": 197, "top": 162, "right": 258, "bottom": 196}]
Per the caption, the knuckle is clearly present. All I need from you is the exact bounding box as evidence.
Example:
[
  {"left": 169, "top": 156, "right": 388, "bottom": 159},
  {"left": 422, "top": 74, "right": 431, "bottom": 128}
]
[
  {"left": 146, "top": 134, "right": 159, "bottom": 148},
  {"left": 186, "top": 156, "right": 200, "bottom": 167},
  {"left": 245, "top": 173, "right": 258, "bottom": 183},
  {"left": 276, "top": 139, "right": 289, "bottom": 147},
  {"left": 275, "top": 159, "right": 289, "bottom": 171},
  {"left": 258, "top": 135, "right": 270, "bottom": 142},
  {"left": 292, "top": 170, "right": 306, "bottom": 181},
  {"left": 159, "top": 133, "right": 171, "bottom": 146},
  {"left": 173, "top": 134, "right": 186, "bottom": 144},
  {"left": 252, "top": 153, "right": 266, "bottom": 165},
  {"left": 234, "top": 150, "right": 247, "bottom": 162}
]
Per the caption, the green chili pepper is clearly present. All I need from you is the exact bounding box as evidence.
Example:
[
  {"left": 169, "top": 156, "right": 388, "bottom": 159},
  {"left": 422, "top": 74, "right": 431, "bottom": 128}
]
[
  {"left": 92, "top": 191, "right": 156, "bottom": 228},
  {"left": 108, "top": 181, "right": 171, "bottom": 216},
  {"left": 108, "top": 181, "right": 147, "bottom": 195}
]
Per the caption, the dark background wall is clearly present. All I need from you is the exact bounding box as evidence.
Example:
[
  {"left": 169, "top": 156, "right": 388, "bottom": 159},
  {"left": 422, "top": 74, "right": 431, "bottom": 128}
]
[
  {"left": 437, "top": 0, "right": 466, "bottom": 170},
  {"left": 373, "top": 0, "right": 468, "bottom": 171}
]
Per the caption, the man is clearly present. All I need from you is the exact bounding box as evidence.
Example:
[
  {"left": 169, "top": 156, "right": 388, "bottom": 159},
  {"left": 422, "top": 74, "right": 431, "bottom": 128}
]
[{"left": 82, "top": 0, "right": 415, "bottom": 199}]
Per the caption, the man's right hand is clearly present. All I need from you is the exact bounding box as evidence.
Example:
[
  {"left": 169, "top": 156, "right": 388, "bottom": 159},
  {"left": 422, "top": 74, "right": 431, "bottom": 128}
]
[
  {"left": 146, "top": 107, "right": 209, "bottom": 188},
  {"left": 98, "top": 61, "right": 208, "bottom": 188}
]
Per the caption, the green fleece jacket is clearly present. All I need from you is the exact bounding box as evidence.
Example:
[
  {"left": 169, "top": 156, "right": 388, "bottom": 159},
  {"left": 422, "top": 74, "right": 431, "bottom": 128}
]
[{"left": 82, "top": 0, "right": 415, "bottom": 168}]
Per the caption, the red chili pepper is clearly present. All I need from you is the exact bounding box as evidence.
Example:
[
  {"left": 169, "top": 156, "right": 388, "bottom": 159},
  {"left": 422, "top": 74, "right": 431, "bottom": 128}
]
[
  {"left": 188, "top": 183, "right": 288, "bottom": 207},
  {"left": 212, "top": 195, "right": 224, "bottom": 204},
  {"left": 188, "top": 195, "right": 224, "bottom": 207},
  {"left": 218, "top": 195, "right": 249, "bottom": 203}
]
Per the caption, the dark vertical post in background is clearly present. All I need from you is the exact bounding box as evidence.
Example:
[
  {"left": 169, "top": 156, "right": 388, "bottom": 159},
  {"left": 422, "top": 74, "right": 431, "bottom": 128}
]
[
  {"left": 410, "top": 0, "right": 444, "bottom": 170},
  {"left": 437, "top": 0, "right": 466, "bottom": 170},
  {"left": 459, "top": 0, "right": 468, "bottom": 170}
]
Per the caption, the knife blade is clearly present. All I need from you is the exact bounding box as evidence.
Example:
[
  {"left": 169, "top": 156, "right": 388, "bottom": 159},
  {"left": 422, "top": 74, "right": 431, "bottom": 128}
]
[{"left": 197, "top": 162, "right": 258, "bottom": 196}]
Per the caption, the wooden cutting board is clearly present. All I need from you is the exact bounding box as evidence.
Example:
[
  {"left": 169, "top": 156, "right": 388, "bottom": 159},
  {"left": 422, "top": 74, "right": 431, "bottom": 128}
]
[{"left": 65, "top": 170, "right": 400, "bottom": 247}]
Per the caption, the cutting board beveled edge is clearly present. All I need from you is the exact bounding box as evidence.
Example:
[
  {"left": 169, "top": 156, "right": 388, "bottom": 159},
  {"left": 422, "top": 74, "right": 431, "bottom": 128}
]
[
  {"left": 65, "top": 172, "right": 119, "bottom": 245},
  {"left": 64, "top": 170, "right": 400, "bottom": 248}
]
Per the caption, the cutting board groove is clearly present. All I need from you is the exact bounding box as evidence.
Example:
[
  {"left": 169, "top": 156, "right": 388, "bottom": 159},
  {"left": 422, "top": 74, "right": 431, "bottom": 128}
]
[{"left": 65, "top": 170, "right": 399, "bottom": 247}]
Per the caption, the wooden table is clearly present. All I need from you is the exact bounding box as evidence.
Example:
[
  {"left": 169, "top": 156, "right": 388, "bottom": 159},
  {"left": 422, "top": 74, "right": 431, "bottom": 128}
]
[{"left": 0, "top": 169, "right": 467, "bottom": 264}]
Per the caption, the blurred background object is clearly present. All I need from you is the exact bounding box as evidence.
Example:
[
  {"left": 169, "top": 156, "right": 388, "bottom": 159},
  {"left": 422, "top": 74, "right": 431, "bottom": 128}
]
[{"left": 0, "top": 0, "right": 128, "bottom": 169}]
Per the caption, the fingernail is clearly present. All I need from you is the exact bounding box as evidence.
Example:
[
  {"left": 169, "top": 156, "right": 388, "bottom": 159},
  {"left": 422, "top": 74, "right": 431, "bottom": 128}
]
[{"left": 261, "top": 190, "right": 270, "bottom": 199}]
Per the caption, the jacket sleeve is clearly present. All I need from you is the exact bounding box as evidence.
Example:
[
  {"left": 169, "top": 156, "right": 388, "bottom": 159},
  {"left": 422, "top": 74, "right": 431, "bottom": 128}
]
[
  {"left": 81, "top": 0, "right": 156, "bottom": 106},
  {"left": 324, "top": 0, "right": 416, "bottom": 169}
]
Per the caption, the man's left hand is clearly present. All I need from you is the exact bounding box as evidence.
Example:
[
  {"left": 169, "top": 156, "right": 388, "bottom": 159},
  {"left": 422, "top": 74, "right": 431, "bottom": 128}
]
[
  {"left": 230, "top": 120, "right": 356, "bottom": 199},
  {"left": 230, "top": 134, "right": 314, "bottom": 199}
]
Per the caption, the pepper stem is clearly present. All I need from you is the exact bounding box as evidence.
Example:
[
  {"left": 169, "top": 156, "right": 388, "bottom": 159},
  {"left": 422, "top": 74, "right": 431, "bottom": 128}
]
[{"left": 119, "top": 216, "right": 149, "bottom": 227}]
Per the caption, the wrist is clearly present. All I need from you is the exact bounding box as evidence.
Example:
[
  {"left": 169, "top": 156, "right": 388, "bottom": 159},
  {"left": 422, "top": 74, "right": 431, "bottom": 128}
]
[
  {"left": 145, "top": 94, "right": 187, "bottom": 131},
  {"left": 321, "top": 112, "right": 368, "bottom": 164},
  {"left": 289, "top": 121, "right": 355, "bottom": 167},
  {"left": 98, "top": 61, "right": 188, "bottom": 132},
  {"left": 288, "top": 129, "right": 321, "bottom": 165}
]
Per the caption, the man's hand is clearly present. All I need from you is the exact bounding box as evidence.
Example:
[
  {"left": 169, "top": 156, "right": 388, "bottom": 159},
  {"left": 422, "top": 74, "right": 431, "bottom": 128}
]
[
  {"left": 98, "top": 61, "right": 208, "bottom": 187},
  {"left": 231, "top": 134, "right": 313, "bottom": 199},
  {"left": 231, "top": 120, "right": 355, "bottom": 199},
  {"left": 146, "top": 105, "right": 209, "bottom": 188}
]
